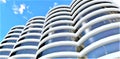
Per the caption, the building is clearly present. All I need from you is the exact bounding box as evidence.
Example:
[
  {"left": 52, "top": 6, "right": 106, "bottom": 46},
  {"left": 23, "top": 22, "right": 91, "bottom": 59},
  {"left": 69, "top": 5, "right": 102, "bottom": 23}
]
[
  {"left": 0, "top": 0, "right": 120, "bottom": 59},
  {"left": 0, "top": 26, "right": 24, "bottom": 59},
  {"left": 9, "top": 16, "right": 45, "bottom": 59}
]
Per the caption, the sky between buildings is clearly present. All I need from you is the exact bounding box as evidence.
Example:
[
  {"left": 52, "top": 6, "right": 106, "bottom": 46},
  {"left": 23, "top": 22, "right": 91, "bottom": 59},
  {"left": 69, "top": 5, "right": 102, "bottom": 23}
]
[{"left": 0, "top": 0, "right": 120, "bottom": 42}]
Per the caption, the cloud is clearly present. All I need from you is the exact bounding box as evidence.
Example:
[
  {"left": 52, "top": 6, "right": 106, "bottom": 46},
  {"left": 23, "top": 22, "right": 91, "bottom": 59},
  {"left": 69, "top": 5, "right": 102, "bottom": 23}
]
[
  {"left": 19, "top": 4, "right": 26, "bottom": 14},
  {"left": 0, "top": 0, "right": 6, "bottom": 3},
  {"left": 12, "top": 4, "right": 26, "bottom": 14},
  {"left": 54, "top": 2, "right": 58, "bottom": 7}
]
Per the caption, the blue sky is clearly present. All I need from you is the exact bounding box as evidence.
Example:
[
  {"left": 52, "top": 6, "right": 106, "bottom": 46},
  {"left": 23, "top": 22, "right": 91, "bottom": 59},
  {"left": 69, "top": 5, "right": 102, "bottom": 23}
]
[{"left": 0, "top": 0, "right": 72, "bottom": 42}]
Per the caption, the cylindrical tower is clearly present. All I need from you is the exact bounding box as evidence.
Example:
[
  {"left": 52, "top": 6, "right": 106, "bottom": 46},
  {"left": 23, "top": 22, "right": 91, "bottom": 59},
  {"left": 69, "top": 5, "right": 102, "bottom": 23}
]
[
  {"left": 9, "top": 16, "right": 45, "bottom": 59},
  {"left": 0, "top": 25, "right": 24, "bottom": 59}
]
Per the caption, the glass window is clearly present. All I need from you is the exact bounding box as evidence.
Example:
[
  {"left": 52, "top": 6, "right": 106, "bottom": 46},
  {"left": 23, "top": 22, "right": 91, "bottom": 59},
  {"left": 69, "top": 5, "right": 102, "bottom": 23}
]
[
  {"left": 84, "top": 28, "right": 119, "bottom": 46},
  {"left": 45, "top": 18, "right": 71, "bottom": 27},
  {"left": 52, "top": 57, "right": 77, "bottom": 59},
  {"left": 45, "top": 36, "right": 73, "bottom": 45},
  {"left": 52, "top": 23, "right": 71, "bottom": 27},
  {"left": 15, "top": 42, "right": 39, "bottom": 48},
  {"left": 81, "top": 19, "right": 120, "bottom": 36},
  {"left": 29, "top": 18, "right": 44, "bottom": 22},
  {"left": 48, "top": 10, "right": 71, "bottom": 17},
  {"left": 86, "top": 11, "right": 120, "bottom": 22},
  {"left": 0, "top": 45, "right": 14, "bottom": 49},
  {"left": 16, "top": 57, "right": 34, "bottom": 59},
  {"left": 19, "top": 35, "right": 40, "bottom": 41},
  {"left": 86, "top": 41, "right": 120, "bottom": 58},
  {"left": 0, "top": 51, "right": 10, "bottom": 55},
  {"left": 24, "top": 26, "right": 43, "bottom": 30},
  {"left": 79, "top": 2, "right": 111, "bottom": 14},
  {"left": 82, "top": 6, "right": 118, "bottom": 17},
  {"left": 39, "top": 45, "right": 76, "bottom": 57},
  {"left": 12, "top": 27, "right": 24, "bottom": 30},
  {"left": 2, "top": 40, "right": 16, "bottom": 43},
  {"left": 21, "top": 30, "right": 42, "bottom": 35},
  {"left": 9, "top": 31, "right": 21, "bottom": 34},
  {"left": 13, "top": 49, "right": 37, "bottom": 55},
  {"left": 5, "top": 35, "right": 19, "bottom": 39},
  {"left": 53, "top": 29, "right": 72, "bottom": 34}
]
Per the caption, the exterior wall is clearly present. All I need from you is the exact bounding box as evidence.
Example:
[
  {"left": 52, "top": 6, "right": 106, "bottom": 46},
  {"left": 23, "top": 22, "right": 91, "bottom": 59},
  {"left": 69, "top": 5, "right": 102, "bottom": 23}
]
[
  {"left": 0, "top": 26, "right": 24, "bottom": 59},
  {"left": 9, "top": 16, "right": 45, "bottom": 59}
]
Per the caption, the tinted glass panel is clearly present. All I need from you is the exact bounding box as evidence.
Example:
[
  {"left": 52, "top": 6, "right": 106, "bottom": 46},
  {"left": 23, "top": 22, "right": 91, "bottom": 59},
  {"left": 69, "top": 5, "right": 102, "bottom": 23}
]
[
  {"left": 16, "top": 42, "right": 39, "bottom": 47},
  {"left": 87, "top": 41, "right": 120, "bottom": 58},
  {"left": 53, "top": 29, "right": 72, "bottom": 34},
  {"left": 16, "top": 57, "right": 34, "bottom": 59},
  {"left": 9, "top": 31, "right": 21, "bottom": 34},
  {"left": 0, "top": 45, "right": 14, "bottom": 49},
  {"left": 0, "top": 51, "right": 10, "bottom": 55},
  {"left": 52, "top": 23, "right": 71, "bottom": 27},
  {"left": 12, "top": 27, "right": 24, "bottom": 30},
  {"left": 40, "top": 45, "right": 76, "bottom": 56},
  {"left": 5, "top": 35, "right": 19, "bottom": 38},
  {"left": 2, "top": 40, "right": 16, "bottom": 43},
  {"left": 14, "top": 49, "right": 37, "bottom": 55},
  {"left": 84, "top": 28, "right": 119, "bottom": 46},
  {"left": 45, "top": 36, "right": 73, "bottom": 45},
  {"left": 19, "top": 36, "right": 40, "bottom": 41}
]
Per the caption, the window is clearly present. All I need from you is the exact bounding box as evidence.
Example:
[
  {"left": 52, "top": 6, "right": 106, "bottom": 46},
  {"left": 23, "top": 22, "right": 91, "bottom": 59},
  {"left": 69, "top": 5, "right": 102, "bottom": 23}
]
[
  {"left": 5, "top": 35, "right": 19, "bottom": 39},
  {"left": 8, "top": 31, "right": 21, "bottom": 34},
  {"left": 2, "top": 40, "right": 16, "bottom": 43},
  {"left": 12, "top": 27, "right": 24, "bottom": 30},
  {"left": 84, "top": 28, "right": 119, "bottom": 47},
  {"left": 45, "top": 18, "right": 71, "bottom": 27},
  {"left": 82, "top": 6, "right": 118, "bottom": 17},
  {"left": 38, "top": 45, "right": 76, "bottom": 57},
  {"left": 0, "top": 51, "right": 10, "bottom": 55},
  {"left": 12, "top": 49, "right": 37, "bottom": 55},
  {"left": 53, "top": 29, "right": 72, "bottom": 34},
  {"left": 24, "top": 26, "right": 43, "bottom": 30},
  {"left": 86, "top": 41, "right": 120, "bottom": 58},
  {"left": 0, "top": 45, "right": 14, "bottom": 49},
  {"left": 21, "top": 30, "right": 42, "bottom": 35},
  {"left": 86, "top": 11, "right": 120, "bottom": 22},
  {"left": 52, "top": 23, "right": 71, "bottom": 27},
  {"left": 45, "top": 36, "right": 73, "bottom": 45},
  {"left": 19, "top": 35, "right": 40, "bottom": 41},
  {"left": 15, "top": 42, "right": 39, "bottom": 48}
]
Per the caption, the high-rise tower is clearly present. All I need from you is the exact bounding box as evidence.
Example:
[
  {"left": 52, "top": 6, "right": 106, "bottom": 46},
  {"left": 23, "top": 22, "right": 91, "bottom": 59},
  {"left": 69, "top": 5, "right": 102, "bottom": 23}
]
[{"left": 0, "top": 26, "right": 24, "bottom": 59}]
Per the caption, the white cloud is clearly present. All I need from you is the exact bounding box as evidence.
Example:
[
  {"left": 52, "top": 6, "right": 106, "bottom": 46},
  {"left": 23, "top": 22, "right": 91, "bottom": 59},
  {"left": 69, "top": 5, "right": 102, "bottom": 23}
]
[
  {"left": 12, "top": 4, "right": 26, "bottom": 14},
  {"left": 54, "top": 2, "right": 58, "bottom": 7},
  {"left": 0, "top": 0, "right": 6, "bottom": 3},
  {"left": 19, "top": 4, "right": 26, "bottom": 14}
]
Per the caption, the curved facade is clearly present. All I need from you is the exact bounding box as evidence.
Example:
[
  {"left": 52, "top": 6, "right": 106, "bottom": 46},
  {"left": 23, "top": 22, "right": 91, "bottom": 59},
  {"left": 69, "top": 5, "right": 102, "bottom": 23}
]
[
  {"left": 0, "top": 0, "right": 120, "bottom": 59},
  {"left": 36, "top": 0, "right": 120, "bottom": 59},
  {"left": 0, "top": 26, "right": 24, "bottom": 59},
  {"left": 9, "top": 16, "right": 45, "bottom": 59}
]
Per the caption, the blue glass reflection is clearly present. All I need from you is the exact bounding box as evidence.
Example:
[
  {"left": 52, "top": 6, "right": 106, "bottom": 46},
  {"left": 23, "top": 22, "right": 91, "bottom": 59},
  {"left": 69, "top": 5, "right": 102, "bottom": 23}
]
[
  {"left": 2, "top": 40, "right": 16, "bottom": 43},
  {"left": 84, "top": 28, "right": 119, "bottom": 46},
  {"left": 45, "top": 36, "right": 73, "bottom": 44},
  {"left": 54, "top": 29, "right": 71, "bottom": 34},
  {"left": 41, "top": 45, "right": 76, "bottom": 56},
  {"left": 18, "top": 42, "right": 39, "bottom": 47},
  {"left": 16, "top": 57, "right": 34, "bottom": 59},
  {"left": 53, "top": 57, "right": 77, "bottom": 59},
  {"left": 14, "top": 49, "right": 37, "bottom": 55},
  {"left": 0, "top": 51, "right": 10, "bottom": 55},
  {"left": 87, "top": 41, "right": 120, "bottom": 58},
  {"left": 0, "top": 45, "right": 14, "bottom": 49},
  {"left": 52, "top": 23, "right": 70, "bottom": 27}
]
